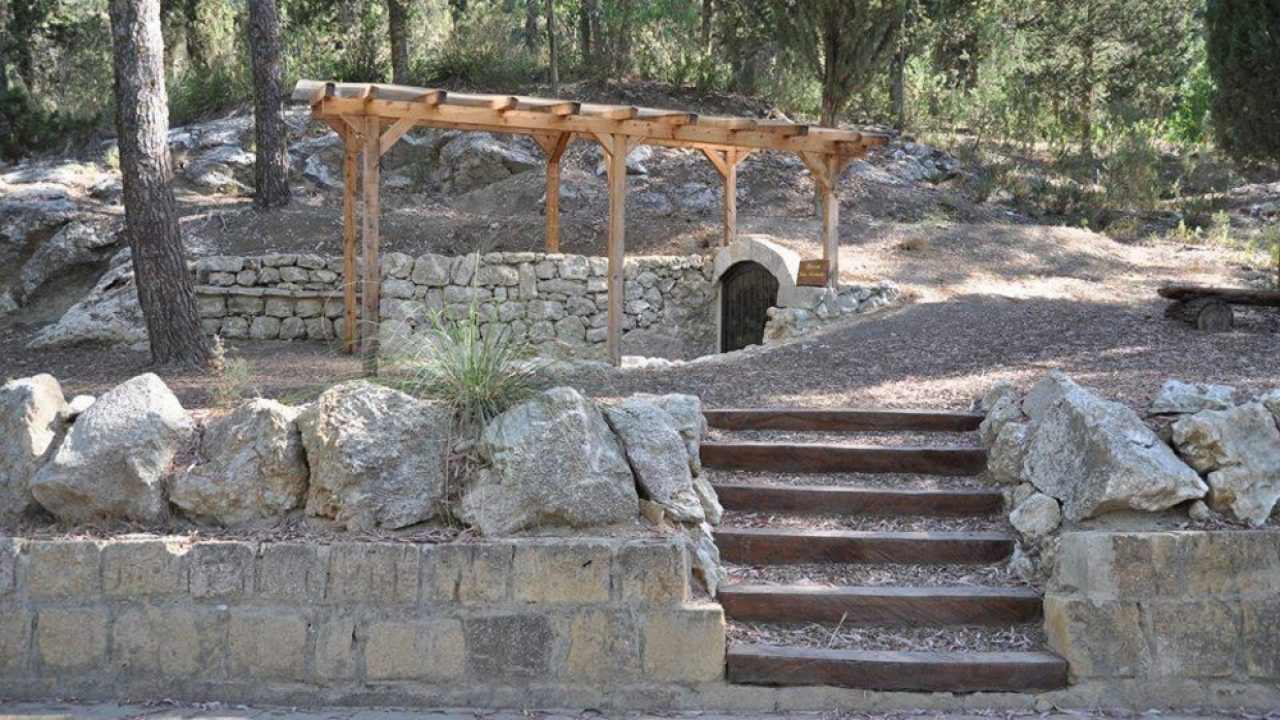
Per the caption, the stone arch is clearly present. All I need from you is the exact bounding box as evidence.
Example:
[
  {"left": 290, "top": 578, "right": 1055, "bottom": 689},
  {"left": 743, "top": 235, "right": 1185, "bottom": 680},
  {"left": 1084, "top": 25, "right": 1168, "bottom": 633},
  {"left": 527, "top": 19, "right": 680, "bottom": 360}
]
[{"left": 712, "top": 235, "right": 823, "bottom": 309}]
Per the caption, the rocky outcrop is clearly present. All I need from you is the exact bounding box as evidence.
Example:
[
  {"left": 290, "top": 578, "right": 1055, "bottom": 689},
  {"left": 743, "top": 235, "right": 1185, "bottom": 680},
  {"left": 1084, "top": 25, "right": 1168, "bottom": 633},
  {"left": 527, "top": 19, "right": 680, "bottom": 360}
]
[
  {"left": 434, "top": 133, "right": 539, "bottom": 193},
  {"left": 0, "top": 374, "right": 69, "bottom": 522},
  {"left": 17, "top": 219, "right": 119, "bottom": 301},
  {"left": 28, "top": 373, "right": 194, "bottom": 523},
  {"left": 170, "top": 399, "right": 309, "bottom": 525},
  {"left": 298, "top": 380, "right": 451, "bottom": 531},
  {"left": 459, "top": 387, "right": 639, "bottom": 535},
  {"left": 1149, "top": 379, "right": 1238, "bottom": 415},
  {"left": 1022, "top": 384, "right": 1207, "bottom": 521},
  {"left": 1171, "top": 403, "right": 1280, "bottom": 526},
  {"left": 633, "top": 393, "right": 707, "bottom": 477},
  {"left": 26, "top": 252, "right": 147, "bottom": 349},
  {"left": 605, "top": 397, "right": 703, "bottom": 522}
]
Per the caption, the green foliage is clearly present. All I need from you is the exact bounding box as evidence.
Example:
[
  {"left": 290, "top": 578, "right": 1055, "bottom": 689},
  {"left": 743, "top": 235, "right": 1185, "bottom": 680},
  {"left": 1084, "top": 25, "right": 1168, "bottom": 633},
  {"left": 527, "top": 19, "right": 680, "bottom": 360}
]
[
  {"left": 209, "top": 336, "right": 258, "bottom": 409},
  {"left": 1165, "top": 55, "right": 1215, "bottom": 146},
  {"left": 0, "top": 87, "right": 99, "bottom": 160},
  {"left": 387, "top": 290, "right": 543, "bottom": 439},
  {"left": 1206, "top": 0, "right": 1280, "bottom": 162}
]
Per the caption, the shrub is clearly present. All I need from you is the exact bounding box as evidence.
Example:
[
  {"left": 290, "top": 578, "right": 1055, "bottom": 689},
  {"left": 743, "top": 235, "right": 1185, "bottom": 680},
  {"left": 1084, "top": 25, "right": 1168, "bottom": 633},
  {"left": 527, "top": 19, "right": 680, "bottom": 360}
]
[
  {"left": 0, "top": 87, "right": 100, "bottom": 160},
  {"left": 386, "top": 296, "right": 544, "bottom": 439}
]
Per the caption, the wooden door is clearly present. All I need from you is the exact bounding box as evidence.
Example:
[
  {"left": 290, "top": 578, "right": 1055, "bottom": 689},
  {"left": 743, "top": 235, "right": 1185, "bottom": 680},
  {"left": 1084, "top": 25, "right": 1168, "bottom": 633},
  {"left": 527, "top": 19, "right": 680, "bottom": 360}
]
[{"left": 720, "top": 261, "right": 779, "bottom": 352}]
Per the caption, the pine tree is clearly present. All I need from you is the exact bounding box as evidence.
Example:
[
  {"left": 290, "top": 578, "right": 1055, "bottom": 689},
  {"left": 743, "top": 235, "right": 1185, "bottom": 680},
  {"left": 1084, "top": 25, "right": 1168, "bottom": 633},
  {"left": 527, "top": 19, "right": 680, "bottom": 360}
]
[
  {"left": 1206, "top": 0, "right": 1280, "bottom": 161},
  {"left": 248, "top": 0, "right": 290, "bottom": 207},
  {"left": 108, "top": 0, "right": 212, "bottom": 366}
]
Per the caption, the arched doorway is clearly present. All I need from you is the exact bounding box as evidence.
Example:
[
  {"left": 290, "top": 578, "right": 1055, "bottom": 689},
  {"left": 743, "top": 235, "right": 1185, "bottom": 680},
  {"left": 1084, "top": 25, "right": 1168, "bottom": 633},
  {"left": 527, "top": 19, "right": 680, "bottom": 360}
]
[{"left": 720, "top": 261, "right": 779, "bottom": 351}]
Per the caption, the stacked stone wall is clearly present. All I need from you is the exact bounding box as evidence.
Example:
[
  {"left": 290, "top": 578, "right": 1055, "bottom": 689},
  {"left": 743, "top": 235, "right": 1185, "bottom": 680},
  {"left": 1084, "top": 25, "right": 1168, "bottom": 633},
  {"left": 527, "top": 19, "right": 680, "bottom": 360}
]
[
  {"left": 0, "top": 536, "right": 724, "bottom": 707},
  {"left": 192, "top": 251, "right": 716, "bottom": 360}
]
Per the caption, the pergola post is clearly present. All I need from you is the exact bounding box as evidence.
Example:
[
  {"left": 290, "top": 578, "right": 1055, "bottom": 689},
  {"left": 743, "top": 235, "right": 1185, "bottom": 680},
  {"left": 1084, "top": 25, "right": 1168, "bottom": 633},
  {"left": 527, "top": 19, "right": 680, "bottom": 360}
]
[
  {"left": 360, "top": 115, "right": 381, "bottom": 375},
  {"left": 533, "top": 132, "right": 573, "bottom": 252},
  {"left": 799, "top": 151, "right": 846, "bottom": 289},
  {"left": 701, "top": 147, "right": 753, "bottom": 248},
  {"left": 342, "top": 132, "right": 359, "bottom": 354},
  {"left": 604, "top": 134, "right": 629, "bottom": 366}
]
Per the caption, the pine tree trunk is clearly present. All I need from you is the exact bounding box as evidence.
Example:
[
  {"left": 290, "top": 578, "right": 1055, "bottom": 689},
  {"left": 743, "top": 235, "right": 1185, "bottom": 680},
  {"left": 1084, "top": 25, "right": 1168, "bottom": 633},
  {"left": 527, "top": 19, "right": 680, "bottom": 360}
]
[
  {"left": 387, "top": 0, "right": 409, "bottom": 84},
  {"left": 577, "top": 0, "right": 592, "bottom": 65},
  {"left": 700, "top": 0, "right": 713, "bottom": 57},
  {"left": 524, "top": 0, "right": 538, "bottom": 52},
  {"left": 546, "top": 0, "right": 558, "bottom": 95},
  {"left": 890, "top": 0, "right": 908, "bottom": 131},
  {"left": 182, "top": 0, "right": 209, "bottom": 71},
  {"left": 249, "top": 0, "right": 290, "bottom": 208},
  {"left": 614, "top": 0, "right": 632, "bottom": 78},
  {"left": 0, "top": 0, "right": 9, "bottom": 95},
  {"left": 109, "top": 0, "right": 211, "bottom": 367}
]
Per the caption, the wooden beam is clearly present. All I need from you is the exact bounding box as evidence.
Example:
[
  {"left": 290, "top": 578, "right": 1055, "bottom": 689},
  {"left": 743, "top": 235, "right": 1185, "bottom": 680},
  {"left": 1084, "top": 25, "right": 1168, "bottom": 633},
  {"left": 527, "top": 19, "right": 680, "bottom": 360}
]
[
  {"left": 524, "top": 100, "right": 580, "bottom": 115},
  {"left": 379, "top": 115, "right": 417, "bottom": 156},
  {"left": 605, "top": 134, "right": 627, "bottom": 366},
  {"left": 702, "top": 408, "right": 985, "bottom": 432},
  {"left": 533, "top": 132, "right": 573, "bottom": 253},
  {"left": 700, "top": 442, "right": 989, "bottom": 476},
  {"left": 723, "top": 149, "right": 738, "bottom": 248},
  {"left": 712, "top": 483, "right": 1004, "bottom": 517},
  {"left": 360, "top": 115, "right": 381, "bottom": 375},
  {"left": 583, "top": 104, "right": 640, "bottom": 120},
  {"left": 714, "top": 528, "right": 1015, "bottom": 565},
  {"left": 822, "top": 173, "right": 839, "bottom": 287},
  {"left": 342, "top": 133, "right": 360, "bottom": 354}
]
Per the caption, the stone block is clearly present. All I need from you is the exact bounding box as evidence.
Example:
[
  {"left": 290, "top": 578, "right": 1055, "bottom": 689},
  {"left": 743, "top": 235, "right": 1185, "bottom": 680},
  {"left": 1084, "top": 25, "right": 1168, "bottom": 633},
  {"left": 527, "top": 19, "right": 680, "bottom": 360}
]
[
  {"left": 1043, "top": 595, "right": 1144, "bottom": 679},
  {"left": 227, "top": 609, "right": 308, "bottom": 681},
  {"left": 314, "top": 615, "right": 358, "bottom": 683},
  {"left": 304, "top": 317, "right": 332, "bottom": 340},
  {"left": 326, "top": 543, "right": 420, "bottom": 604},
  {"left": 511, "top": 541, "right": 611, "bottom": 603},
  {"left": 562, "top": 609, "right": 641, "bottom": 683},
  {"left": 112, "top": 605, "right": 220, "bottom": 678},
  {"left": 1145, "top": 601, "right": 1239, "bottom": 678},
  {"left": 200, "top": 318, "right": 223, "bottom": 335},
  {"left": 36, "top": 607, "right": 107, "bottom": 670},
  {"left": 365, "top": 619, "right": 465, "bottom": 681},
  {"left": 221, "top": 316, "right": 249, "bottom": 338},
  {"left": 465, "top": 614, "right": 554, "bottom": 680},
  {"left": 294, "top": 298, "right": 323, "bottom": 318},
  {"left": 279, "top": 316, "right": 307, "bottom": 340},
  {"left": 0, "top": 606, "right": 30, "bottom": 674},
  {"left": 25, "top": 540, "right": 101, "bottom": 597},
  {"left": 1243, "top": 597, "right": 1280, "bottom": 679},
  {"left": 257, "top": 543, "right": 328, "bottom": 602},
  {"left": 296, "top": 253, "right": 326, "bottom": 270},
  {"left": 196, "top": 296, "right": 226, "bottom": 318},
  {"left": 249, "top": 315, "right": 282, "bottom": 340},
  {"left": 227, "top": 295, "right": 264, "bottom": 315},
  {"left": 615, "top": 541, "right": 687, "bottom": 605},
  {"left": 264, "top": 297, "right": 293, "bottom": 318},
  {"left": 189, "top": 541, "right": 253, "bottom": 599},
  {"left": 641, "top": 605, "right": 725, "bottom": 683},
  {"left": 0, "top": 538, "right": 20, "bottom": 596},
  {"left": 102, "top": 539, "right": 187, "bottom": 597}
]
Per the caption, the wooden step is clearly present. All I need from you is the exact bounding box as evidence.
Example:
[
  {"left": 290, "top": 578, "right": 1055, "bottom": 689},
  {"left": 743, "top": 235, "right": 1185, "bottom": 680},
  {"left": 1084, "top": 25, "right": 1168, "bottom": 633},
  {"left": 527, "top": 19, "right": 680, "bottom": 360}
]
[
  {"left": 727, "top": 644, "right": 1068, "bottom": 691},
  {"left": 714, "top": 483, "right": 1003, "bottom": 516},
  {"left": 718, "top": 585, "right": 1043, "bottom": 626},
  {"left": 705, "top": 408, "right": 984, "bottom": 433},
  {"left": 716, "top": 528, "right": 1014, "bottom": 565},
  {"left": 701, "top": 442, "right": 988, "bottom": 476}
]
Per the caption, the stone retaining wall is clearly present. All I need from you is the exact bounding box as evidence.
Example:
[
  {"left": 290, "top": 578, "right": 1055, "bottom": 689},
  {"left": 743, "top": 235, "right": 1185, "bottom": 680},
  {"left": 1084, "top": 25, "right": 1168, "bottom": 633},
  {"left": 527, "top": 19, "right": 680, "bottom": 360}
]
[
  {"left": 1043, "top": 530, "right": 1280, "bottom": 706},
  {"left": 0, "top": 536, "right": 725, "bottom": 707},
  {"left": 192, "top": 251, "right": 716, "bottom": 360}
]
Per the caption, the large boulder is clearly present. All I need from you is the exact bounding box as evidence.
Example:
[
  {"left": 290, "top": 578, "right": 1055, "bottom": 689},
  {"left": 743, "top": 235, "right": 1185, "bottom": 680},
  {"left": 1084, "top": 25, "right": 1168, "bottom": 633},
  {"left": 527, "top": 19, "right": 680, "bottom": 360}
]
[
  {"left": 170, "top": 399, "right": 309, "bottom": 525},
  {"left": 1021, "top": 380, "right": 1207, "bottom": 521},
  {"left": 459, "top": 387, "right": 639, "bottom": 535},
  {"left": 29, "top": 373, "right": 193, "bottom": 523},
  {"left": 1150, "top": 379, "right": 1238, "bottom": 415},
  {"left": 1170, "top": 403, "right": 1280, "bottom": 526},
  {"left": 18, "top": 219, "right": 119, "bottom": 301},
  {"left": 26, "top": 253, "right": 147, "bottom": 349},
  {"left": 298, "top": 380, "right": 450, "bottom": 531},
  {"left": 987, "top": 421, "right": 1029, "bottom": 485},
  {"left": 633, "top": 392, "right": 706, "bottom": 476},
  {"left": 0, "top": 375, "right": 69, "bottom": 522},
  {"left": 434, "top": 133, "right": 539, "bottom": 193},
  {"left": 604, "top": 397, "right": 703, "bottom": 522},
  {"left": 1022, "top": 371, "right": 1082, "bottom": 421}
]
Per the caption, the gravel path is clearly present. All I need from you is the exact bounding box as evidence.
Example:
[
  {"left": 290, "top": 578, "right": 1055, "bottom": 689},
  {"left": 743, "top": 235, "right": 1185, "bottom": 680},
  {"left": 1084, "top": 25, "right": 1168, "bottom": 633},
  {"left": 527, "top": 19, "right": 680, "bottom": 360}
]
[
  {"left": 728, "top": 620, "right": 1046, "bottom": 653},
  {"left": 722, "top": 562, "right": 1024, "bottom": 588},
  {"left": 705, "top": 428, "right": 984, "bottom": 447}
]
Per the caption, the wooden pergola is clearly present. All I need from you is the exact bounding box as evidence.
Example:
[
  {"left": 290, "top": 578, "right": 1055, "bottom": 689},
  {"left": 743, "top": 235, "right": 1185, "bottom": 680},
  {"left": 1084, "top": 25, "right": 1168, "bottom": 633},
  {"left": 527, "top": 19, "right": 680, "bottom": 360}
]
[{"left": 290, "top": 79, "right": 888, "bottom": 371}]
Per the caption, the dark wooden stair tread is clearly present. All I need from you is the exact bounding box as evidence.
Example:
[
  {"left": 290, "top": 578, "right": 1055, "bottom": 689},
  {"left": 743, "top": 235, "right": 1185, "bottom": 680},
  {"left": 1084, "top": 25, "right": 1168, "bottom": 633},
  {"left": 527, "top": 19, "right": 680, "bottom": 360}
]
[
  {"left": 705, "top": 408, "right": 984, "bottom": 432},
  {"left": 719, "top": 584, "right": 1042, "bottom": 625},
  {"left": 701, "top": 442, "right": 987, "bottom": 476},
  {"left": 716, "top": 528, "right": 1014, "bottom": 565},
  {"left": 713, "top": 482, "right": 1003, "bottom": 516},
  {"left": 727, "top": 644, "right": 1068, "bottom": 691}
]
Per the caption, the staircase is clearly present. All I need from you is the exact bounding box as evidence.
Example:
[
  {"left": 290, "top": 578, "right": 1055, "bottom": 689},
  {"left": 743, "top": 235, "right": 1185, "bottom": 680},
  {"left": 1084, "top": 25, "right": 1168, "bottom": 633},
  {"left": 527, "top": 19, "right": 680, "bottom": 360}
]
[{"left": 703, "top": 408, "right": 1067, "bottom": 693}]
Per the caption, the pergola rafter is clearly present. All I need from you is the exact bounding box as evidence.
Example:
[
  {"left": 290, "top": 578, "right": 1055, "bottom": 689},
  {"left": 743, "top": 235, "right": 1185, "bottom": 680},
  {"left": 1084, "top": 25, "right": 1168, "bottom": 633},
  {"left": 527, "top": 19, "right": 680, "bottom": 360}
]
[{"left": 290, "top": 79, "right": 889, "bottom": 371}]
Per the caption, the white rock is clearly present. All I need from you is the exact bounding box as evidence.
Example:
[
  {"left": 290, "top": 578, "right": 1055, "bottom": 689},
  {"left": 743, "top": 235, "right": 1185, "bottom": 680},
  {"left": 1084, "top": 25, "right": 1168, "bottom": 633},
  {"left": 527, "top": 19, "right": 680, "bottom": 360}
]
[
  {"left": 1171, "top": 403, "right": 1280, "bottom": 526},
  {"left": 987, "top": 421, "right": 1028, "bottom": 485},
  {"left": 1188, "top": 499, "right": 1214, "bottom": 522},
  {"left": 1021, "top": 379, "right": 1207, "bottom": 521},
  {"left": 26, "top": 254, "right": 148, "bottom": 349},
  {"left": 28, "top": 373, "right": 193, "bottom": 523},
  {"left": 170, "top": 399, "right": 308, "bottom": 525},
  {"left": 1022, "top": 370, "right": 1082, "bottom": 421},
  {"left": 1150, "top": 379, "right": 1238, "bottom": 415},
  {"left": 605, "top": 398, "right": 702, "bottom": 523},
  {"left": 632, "top": 393, "right": 706, "bottom": 476},
  {"left": 0, "top": 375, "right": 69, "bottom": 522},
  {"left": 298, "top": 380, "right": 450, "bottom": 531},
  {"left": 459, "top": 387, "right": 638, "bottom": 535},
  {"left": 1009, "top": 492, "right": 1062, "bottom": 543}
]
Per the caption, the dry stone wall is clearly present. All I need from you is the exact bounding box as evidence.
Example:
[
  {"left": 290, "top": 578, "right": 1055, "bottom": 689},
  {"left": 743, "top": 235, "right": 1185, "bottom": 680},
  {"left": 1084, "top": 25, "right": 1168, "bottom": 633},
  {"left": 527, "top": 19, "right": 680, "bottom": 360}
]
[
  {"left": 1043, "top": 530, "right": 1280, "bottom": 707},
  {"left": 0, "top": 535, "right": 725, "bottom": 707},
  {"left": 193, "top": 251, "right": 716, "bottom": 360}
]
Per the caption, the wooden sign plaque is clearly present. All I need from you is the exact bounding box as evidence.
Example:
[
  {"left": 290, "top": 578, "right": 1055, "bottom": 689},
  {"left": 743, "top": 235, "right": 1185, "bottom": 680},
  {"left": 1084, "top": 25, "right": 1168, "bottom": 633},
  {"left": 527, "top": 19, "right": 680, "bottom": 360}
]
[{"left": 796, "top": 259, "right": 829, "bottom": 287}]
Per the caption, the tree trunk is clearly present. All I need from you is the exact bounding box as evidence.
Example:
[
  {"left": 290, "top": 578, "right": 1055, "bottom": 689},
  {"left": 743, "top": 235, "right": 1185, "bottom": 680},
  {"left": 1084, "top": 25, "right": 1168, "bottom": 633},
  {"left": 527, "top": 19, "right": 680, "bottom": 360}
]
[
  {"left": 546, "top": 0, "right": 558, "bottom": 95},
  {"left": 10, "top": 0, "right": 38, "bottom": 91},
  {"left": 524, "top": 0, "right": 538, "bottom": 52},
  {"left": 249, "top": 0, "right": 289, "bottom": 208},
  {"left": 449, "top": 0, "right": 467, "bottom": 29},
  {"left": 181, "top": 0, "right": 209, "bottom": 71},
  {"left": 614, "top": 0, "right": 632, "bottom": 78},
  {"left": 700, "top": 0, "right": 713, "bottom": 56},
  {"left": 577, "top": 0, "right": 592, "bottom": 65},
  {"left": 0, "top": 0, "right": 9, "bottom": 95},
  {"left": 1079, "top": 3, "right": 1095, "bottom": 158},
  {"left": 109, "top": 0, "right": 212, "bottom": 366},
  {"left": 387, "top": 0, "right": 409, "bottom": 84},
  {"left": 820, "top": 27, "right": 841, "bottom": 127},
  {"left": 889, "top": 1, "right": 908, "bottom": 131}
]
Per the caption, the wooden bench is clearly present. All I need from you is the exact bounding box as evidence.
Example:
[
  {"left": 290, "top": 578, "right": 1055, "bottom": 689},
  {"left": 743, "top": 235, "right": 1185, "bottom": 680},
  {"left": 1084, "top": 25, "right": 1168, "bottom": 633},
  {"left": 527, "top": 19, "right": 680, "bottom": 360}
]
[{"left": 1158, "top": 283, "right": 1280, "bottom": 331}]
